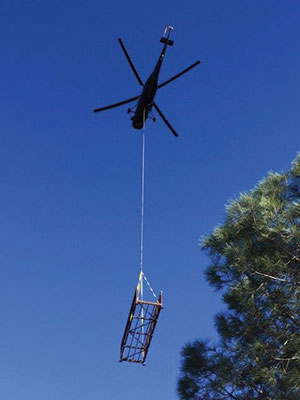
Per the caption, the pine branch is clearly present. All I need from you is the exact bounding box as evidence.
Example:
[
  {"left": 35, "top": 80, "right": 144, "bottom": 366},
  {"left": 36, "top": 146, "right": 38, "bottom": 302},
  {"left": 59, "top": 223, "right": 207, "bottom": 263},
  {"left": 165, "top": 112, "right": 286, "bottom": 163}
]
[{"left": 251, "top": 269, "right": 289, "bottom": 282}]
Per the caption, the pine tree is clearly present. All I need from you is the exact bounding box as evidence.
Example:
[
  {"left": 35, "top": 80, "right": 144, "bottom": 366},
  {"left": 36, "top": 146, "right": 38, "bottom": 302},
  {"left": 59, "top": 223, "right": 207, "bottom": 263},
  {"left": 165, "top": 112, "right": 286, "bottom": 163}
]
[{"left": 178, "top": 156, "right": 300, "bottom": 400}]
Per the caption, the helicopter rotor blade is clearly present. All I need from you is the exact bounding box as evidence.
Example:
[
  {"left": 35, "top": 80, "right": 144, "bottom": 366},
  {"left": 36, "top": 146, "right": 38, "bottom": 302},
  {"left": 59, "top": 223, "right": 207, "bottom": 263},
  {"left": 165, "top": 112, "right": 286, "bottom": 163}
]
[
  {"left": 118, "top": 38, "right": 144, "bottom": 86},
  {"left": 157, "top": 60, "right": 201, "bottom": 89},
  {"left": 153, "top": 102, "right": 179, "bottom": 138},
  {"left": 93, "top": 95, "right": 139, "bottom": 113}
]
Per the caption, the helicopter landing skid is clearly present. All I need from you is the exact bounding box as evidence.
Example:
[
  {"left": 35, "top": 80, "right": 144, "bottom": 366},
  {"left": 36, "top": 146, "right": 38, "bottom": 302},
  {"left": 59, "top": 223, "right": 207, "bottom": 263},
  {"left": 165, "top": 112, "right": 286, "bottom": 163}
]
[{"left": 127, "top": 102, "right": 138, "bottom": 114}]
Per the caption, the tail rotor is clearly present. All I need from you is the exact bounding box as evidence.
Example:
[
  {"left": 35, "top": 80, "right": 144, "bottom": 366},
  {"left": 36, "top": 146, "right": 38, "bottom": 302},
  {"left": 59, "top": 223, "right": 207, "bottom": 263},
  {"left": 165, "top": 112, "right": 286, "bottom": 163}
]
[{"left": 160, "top": 25, "right": 174, "bottom": 46}]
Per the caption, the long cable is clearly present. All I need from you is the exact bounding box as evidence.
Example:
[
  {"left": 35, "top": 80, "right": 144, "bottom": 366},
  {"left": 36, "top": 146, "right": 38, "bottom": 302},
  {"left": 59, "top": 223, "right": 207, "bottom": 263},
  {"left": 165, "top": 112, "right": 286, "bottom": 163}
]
[{"left": 139, "top": 110, "right": 146, "bottom": 300}]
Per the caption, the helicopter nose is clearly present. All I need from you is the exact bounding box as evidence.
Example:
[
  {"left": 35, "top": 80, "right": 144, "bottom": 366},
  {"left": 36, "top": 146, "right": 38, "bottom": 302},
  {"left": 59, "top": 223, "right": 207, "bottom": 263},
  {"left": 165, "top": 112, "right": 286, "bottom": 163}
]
[{"left": 132, "top": 120, "right": 143, "bottom": 130}]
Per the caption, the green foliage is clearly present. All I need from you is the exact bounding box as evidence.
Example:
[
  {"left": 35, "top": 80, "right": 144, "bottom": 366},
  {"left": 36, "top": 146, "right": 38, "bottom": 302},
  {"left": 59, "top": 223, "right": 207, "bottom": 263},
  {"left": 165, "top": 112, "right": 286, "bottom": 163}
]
[{"left": 178, "top": 156, "right": 300, "bottom": 400}]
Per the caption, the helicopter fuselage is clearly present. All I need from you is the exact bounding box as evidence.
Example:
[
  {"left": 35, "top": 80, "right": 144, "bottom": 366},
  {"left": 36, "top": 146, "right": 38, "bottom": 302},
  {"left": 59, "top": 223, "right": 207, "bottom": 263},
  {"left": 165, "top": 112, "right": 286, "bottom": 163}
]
[
  {"left": 131, "top": 73, "right": 158, "bottom": 129},
  {"left": 131, "top": 43, "right": 167, "bottom": 130}
]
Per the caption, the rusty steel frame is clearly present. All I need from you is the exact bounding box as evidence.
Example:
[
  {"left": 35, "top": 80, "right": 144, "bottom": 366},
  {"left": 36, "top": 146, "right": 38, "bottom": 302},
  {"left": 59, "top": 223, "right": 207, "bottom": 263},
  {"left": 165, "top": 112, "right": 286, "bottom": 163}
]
[{"left": 120, "top": 288, "right": 163, "bottom": 365}]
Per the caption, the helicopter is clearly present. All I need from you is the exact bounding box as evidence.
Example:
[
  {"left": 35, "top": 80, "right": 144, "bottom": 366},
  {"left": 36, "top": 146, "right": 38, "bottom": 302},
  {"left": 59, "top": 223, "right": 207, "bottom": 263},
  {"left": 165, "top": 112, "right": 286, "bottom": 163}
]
[{"left": 93, "top": 26, "right": 200, "bottom": 137}]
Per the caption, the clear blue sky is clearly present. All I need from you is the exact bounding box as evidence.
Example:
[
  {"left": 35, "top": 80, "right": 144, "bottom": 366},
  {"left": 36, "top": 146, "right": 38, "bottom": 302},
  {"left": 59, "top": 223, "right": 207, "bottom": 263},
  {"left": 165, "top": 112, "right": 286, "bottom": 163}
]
[{"left": 1, "top": 1, "right": 300, "bottom": 399}]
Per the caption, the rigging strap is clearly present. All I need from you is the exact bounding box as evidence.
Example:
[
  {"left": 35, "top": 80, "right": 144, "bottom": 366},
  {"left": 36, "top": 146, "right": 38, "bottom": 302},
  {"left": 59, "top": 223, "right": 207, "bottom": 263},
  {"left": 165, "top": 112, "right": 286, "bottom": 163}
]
[{"left": 137, "top": 270, "right": 158, "bottom": 300}]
